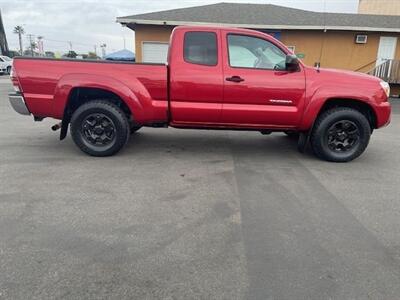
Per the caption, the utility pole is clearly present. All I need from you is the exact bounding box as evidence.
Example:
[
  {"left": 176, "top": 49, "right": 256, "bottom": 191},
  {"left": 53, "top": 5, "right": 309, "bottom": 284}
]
[
  {"left": 68, "top": 41, "right": 72, "bottom": 51},
  {"left": 37, "top": 36, "right": 44, "bottom": 56},
  {"left": 100, "top": 43, "right": 106, "bottom": 58},
  {"left": 94, "top": 45, "right": 97, "bottom": 56},
  {"left": 26, "top": 34, "right": 35, "bottom": 56},
  {"left": 0, "top": 9, "right": 9, "bottom": 56}
]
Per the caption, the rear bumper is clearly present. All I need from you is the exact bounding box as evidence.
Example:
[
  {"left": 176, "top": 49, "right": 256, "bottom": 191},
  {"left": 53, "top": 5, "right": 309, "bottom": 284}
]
[
  {"left": 9, "top": 92, "right": 30, "bottom": 115},
  {"left": 374, "top": 101, "right": 391, "bottom": 128}
]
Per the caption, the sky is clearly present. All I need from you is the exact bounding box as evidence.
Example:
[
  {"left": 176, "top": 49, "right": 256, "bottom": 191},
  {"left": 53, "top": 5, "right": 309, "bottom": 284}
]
[{"left": 1, "top": 0, "right": 359, "bottom": 55}]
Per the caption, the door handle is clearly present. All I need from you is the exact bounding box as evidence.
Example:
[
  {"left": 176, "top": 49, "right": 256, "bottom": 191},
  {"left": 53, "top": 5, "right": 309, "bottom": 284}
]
[{"left": 226, "top": 76, "right": 245, "bottom": 83}]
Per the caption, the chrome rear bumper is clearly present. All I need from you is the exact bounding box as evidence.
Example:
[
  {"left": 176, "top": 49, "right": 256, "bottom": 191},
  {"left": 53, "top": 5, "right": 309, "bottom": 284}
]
[{"left": 9, "top": 93, "right": 30, "bottom": 115}]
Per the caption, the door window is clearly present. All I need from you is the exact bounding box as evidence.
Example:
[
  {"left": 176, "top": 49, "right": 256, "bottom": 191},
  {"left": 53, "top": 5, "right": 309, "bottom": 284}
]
[
  {"left": 184, "top": 32, "right": 218, "bottom": 66},
  {"left": 227, "top": 34, "right": 286, "bottom": 70}
]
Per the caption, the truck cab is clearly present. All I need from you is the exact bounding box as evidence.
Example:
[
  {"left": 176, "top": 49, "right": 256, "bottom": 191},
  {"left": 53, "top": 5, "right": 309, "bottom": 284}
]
[{"left": 168, "top": 27, "right": 305, "bottom": 129}]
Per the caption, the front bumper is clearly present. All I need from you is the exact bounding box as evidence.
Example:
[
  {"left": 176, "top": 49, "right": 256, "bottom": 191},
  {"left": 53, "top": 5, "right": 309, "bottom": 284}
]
[
  {"left": 9, "top": 92, "right": 30, "bottom": 115},
  {"left": 374, "top": 101, "right": 391, "bottom": 128}
]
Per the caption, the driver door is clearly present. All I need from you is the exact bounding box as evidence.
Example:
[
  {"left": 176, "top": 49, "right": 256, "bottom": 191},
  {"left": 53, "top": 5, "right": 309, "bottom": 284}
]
[{"left": 221, "top": 31, "right": 306, "bottom": 127}]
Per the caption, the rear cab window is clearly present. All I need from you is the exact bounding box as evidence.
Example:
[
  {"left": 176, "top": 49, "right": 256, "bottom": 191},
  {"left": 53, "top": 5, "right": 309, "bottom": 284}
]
[{"left": 184, "top": 32, "right": 218, "bottom": 66}]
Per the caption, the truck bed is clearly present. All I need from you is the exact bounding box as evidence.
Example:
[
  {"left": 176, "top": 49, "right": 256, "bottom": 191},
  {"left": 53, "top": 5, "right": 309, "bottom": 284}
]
[{"left": 13, "top": 57, "right": 168, "bottom": 122}]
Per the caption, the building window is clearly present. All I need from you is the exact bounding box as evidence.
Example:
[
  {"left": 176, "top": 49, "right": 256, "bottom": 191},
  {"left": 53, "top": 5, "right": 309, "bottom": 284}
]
[
  {"left": 355, "top": 35, "right": 368, "bottom": 44},
  {"left": 184, "top": 32, "right": 218, "bottom": 66},
  {"left": 227, "top": 34, "right": 286, "bottom": 70}
]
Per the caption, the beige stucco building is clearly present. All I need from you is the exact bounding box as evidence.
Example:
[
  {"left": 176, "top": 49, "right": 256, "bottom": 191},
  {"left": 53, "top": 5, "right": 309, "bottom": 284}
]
[
  {"left": 118, "top": 2, "right": 400, "bottom": 94},
  {"left": 359, "top": 0, "right": 400, "bottom": 15}
]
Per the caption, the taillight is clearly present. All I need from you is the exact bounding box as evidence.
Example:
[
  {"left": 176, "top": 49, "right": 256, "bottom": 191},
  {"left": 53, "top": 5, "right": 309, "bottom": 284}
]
[{"left": 10, "top": 66, "right": 21, "bottom": 93}]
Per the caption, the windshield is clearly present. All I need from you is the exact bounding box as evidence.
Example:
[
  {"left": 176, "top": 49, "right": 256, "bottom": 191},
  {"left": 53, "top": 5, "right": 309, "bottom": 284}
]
[{"left": 1, "top": 56, "right": 12, "bottom": 61}]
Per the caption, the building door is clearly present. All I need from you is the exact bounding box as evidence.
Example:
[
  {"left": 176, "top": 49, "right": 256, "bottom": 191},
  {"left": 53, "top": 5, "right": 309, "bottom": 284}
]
[
  {"left": 142, "top": 42, "right": 169, "bottom": 63},
  {"left": 376, "top": 37, "right": 397, "bottom": 66}
]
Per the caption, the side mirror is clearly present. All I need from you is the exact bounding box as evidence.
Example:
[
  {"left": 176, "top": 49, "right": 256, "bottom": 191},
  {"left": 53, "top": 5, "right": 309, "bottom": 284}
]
[{"left": 286, "top": 54, "right": 300, "bottom": 72}]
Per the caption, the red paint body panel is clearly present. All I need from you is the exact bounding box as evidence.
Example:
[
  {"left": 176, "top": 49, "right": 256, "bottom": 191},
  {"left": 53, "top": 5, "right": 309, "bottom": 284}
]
[
  {"left": 300, "top": 66, "right": 391, "bottom": 129},
  {"left": 12, "top": 26, "right": 391, "bottom": 131},
  {"left": 169, "top": 27, "right": 224, "bottom": 124},
  {"left": 12, "top": 59, "right": 168, "bottom": 123},
  {"left": 220, "top": 29, "right": 306, "bottom": 128}
]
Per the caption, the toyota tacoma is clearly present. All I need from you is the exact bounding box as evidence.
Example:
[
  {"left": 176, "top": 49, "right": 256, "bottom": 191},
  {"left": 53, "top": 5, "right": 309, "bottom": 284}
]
[{"left": 9, "top": 26, "right": 391, "bottom": 162}]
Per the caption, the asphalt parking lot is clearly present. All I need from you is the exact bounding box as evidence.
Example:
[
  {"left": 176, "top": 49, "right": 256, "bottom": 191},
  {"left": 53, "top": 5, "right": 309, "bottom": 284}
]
[{"left": 1, "top": 76, "right": 400, "bottom": 300}]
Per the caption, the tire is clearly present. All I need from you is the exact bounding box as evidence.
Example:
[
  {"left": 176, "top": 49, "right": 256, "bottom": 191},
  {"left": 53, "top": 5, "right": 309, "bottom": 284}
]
[
  {"left": 310, "top": 107, "right": 371, "bottom": 162},
  {"left": 6, "top": 66, "right": 11, "bottom": 75},
  {"left": 70, "top": 100, "right": 130, "bottom": 157}
]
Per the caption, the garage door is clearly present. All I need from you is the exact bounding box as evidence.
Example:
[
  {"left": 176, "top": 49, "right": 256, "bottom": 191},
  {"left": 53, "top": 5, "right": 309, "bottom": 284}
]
[{"left": 142, "top": 42, "right": 169, "bottom": 63}]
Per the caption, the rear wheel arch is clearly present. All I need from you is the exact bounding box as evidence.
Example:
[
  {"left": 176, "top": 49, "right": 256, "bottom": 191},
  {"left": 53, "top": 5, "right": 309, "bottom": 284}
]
[{"left": 60, "top": 87, "right": 139, "bottom": 140}]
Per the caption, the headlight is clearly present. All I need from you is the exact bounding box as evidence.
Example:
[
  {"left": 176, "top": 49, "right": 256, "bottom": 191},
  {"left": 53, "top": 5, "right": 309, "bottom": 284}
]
[{"left": 380, "top": 81, "right": 390, "bottom": 98}]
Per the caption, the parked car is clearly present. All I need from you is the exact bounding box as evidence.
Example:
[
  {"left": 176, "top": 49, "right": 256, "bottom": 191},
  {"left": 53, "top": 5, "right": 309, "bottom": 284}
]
[
  {"left": 0, "top": 55, "right": 12, "bottom": 74},
  {"left": 9, "top": 26, "right": 391, "bottom": 162}
]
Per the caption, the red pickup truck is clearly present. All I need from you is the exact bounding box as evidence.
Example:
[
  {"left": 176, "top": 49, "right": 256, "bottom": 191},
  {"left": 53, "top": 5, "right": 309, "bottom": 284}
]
[{"left": 9, "top": 26, "right": 391, "bottom": 162}]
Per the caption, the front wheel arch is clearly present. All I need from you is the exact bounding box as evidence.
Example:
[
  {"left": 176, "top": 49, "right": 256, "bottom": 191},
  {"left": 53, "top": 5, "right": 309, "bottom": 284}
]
[{"left": 315, "top": 98, "right": 377, "bottom": 131}]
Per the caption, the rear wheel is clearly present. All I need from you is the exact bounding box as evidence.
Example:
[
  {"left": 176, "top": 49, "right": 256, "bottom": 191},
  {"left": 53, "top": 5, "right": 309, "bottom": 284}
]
[
  {"left": 70, "top": 100, "right": 130, "bottom": 156},
  {"left": 310, "top": 107, "right": 371, "bottom": 162}
]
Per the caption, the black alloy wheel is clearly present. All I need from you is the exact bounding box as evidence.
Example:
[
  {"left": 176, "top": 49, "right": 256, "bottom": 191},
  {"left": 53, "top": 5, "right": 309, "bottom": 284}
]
[
  {"left": 70, "top": 100, "right": 130, "bottom": 156},
  {"left": 80, "top": 113, "right": 116, "bottom": 148},
  {"left": 326, "top": 120, "right": 360, "bottom": 153},
  {"left": 310, "top": 107, "right": 371, "bottom": 162}
]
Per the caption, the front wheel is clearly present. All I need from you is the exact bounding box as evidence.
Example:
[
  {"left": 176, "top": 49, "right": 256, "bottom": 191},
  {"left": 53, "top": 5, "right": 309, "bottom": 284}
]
[
  {"left": 70, "top": 100, "right": 130, "bottom": 156},
  {"left": 6, "top": 66, "right": 11, "bottom": 75},
  {"left": 310, "top": 107, "right": 371, "bottom": 162}
]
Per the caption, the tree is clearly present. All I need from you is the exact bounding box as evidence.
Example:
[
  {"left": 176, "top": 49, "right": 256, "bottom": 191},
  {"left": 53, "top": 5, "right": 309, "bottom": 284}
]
[
  {"left": 8, "top": 50, "right": 21, "bottom": 58},
  {"left": 45, "top": 51, "right": 55, "bottom": 58},
  {"left": 87, "top": 51, "right": 98, "bottom": 59},
  {"left": 13, "top": 25, "right": 24, "bottom": 55},
  {"left": 65, "top": 50, "right": 77, "bottom": 58}
]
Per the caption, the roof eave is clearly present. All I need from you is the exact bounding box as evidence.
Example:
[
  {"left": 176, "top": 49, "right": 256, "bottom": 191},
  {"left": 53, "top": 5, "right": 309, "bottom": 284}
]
[{"left": 116, "top": 18, "right": 400, "bottom": 33}]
